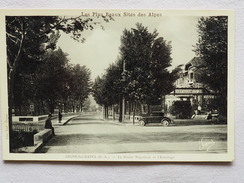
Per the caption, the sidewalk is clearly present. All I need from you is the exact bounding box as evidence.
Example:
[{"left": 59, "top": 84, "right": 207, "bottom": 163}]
[
  {"left": 52, "top": 114, "right": 79, "bottom": 126},
  {"left": 13, "top": 114, "right": 79, "bottom": 153}
]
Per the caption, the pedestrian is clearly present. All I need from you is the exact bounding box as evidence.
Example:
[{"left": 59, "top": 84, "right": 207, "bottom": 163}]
[
  {"left": 58, "top": 111, "right": 62, "bottom": 123},
  {"left": 207, "top": 110, "right": 212, "bottom": 120},
  {"left": 45, "top": 113, "right": 55, "bottom": 135},
  {"left": 197, "top": 105, "right": 202, "bottom": 115}
]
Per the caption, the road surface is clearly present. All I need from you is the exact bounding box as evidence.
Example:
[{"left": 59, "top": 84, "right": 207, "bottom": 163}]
[{"left": 40, "top": 114, "right": 227, "bottom": 154}]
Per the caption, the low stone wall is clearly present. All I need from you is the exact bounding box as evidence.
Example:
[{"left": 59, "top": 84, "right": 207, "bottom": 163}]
[
  {"left": 12, "top": 122, "right": 44, "bottom": 132},
  {"left": 12, "top": 113, "right": 73, "bottom": 123},
  {"left": 14, "top": 129, "right": 52, "bottom": 153},
  {"left": 34, "top": 129, "right": 52, "bottom": 146},
  {"left": 12, "top": 115, "right": 48, "bottom": 122}
]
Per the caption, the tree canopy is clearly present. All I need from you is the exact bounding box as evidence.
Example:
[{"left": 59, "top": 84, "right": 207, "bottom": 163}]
[
  {"left": 118, "top": 23, "right": 176, "bottom": 105},
  {"left": 12, "top": 47, "right": 91, "bottom": 115},
  {"left": 6, "top": 15, "right": 112, "bottom": 142},
  {"left": 194, "top": 16, "right": 228, "bottom": 114},
  {"left": 93, "top": 23, "right": 180, "bottom": 119}
]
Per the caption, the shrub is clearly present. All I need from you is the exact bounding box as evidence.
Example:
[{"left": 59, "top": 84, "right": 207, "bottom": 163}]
[
  {"left": 169, "top": 101, "right": 193, "bottom": 119},
  {"left": 10, "top": 130, "right": 38, "bottom": 151}
]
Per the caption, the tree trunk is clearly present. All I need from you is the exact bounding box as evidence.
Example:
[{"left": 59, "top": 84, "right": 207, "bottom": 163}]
[
  {"left": 7, "top": 22, "right": 26, "bottom": 152},
  {"left": 119, "top": 96, "right": 122, "bottom": 122},
  {"left": 102, "top": 105, "right": 104, "bottom": 119},
  {"left": 72, "top": 100, "right": 75, "bottom": 113},
  {"left": 104, "top": 106, "right": 107, "bottom": 119},
  {"left": 41, "top": 100, "right": 46, "bottom": 115},
  {"left": 124, "top": 100, "right": 126, "bottom": 116},
  {"left": 81, "top": 103, "right": 83, "bottom": 112},
  {"left": 112, "top": 104, "right": 115, "bottom": 121},
  {"left": 8, "top": 70, "right": 15, "bottom": 151},
  {"left": 104, "top": 105, "right": 107, "bottom": 119},
  {"left": 133, "top": 101, "right": 136, "bottom": 125},
  {"left": 36, "top": 101, "right": 40, "bottom": 116},
  {"left": 49, "top": 98, "right": 55, "bottom": 114},
  {"left": 128, "top": 101, "right": 131, "bottom": 119},
  {"left": 105, "top": 105, "right": 108, "bottom": 119},
  {"left": 19, "top": 104, "right": 22, "bottom": 116},
  {"left": 147, "top": 104, "right": 151, "bottom": 115}
]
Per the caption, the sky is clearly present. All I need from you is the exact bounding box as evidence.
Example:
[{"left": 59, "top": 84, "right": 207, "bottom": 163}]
[{"left": 57, "top": 14, "right": 199, "bottom": 81}]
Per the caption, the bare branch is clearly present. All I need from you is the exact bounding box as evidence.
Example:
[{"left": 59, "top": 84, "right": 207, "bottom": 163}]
[
  {"left": 7, "top": 56, "right": 13, "bottom": 70},
  {"left": 12, "top": 20, "right": 25, "bottom": 69},
  {"left": 6, "top": 32, "right": 20, "bottom": 44}
]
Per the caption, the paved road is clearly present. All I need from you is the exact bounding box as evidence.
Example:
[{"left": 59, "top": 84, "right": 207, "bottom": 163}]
[{"left": 40, "top": 114, "right": 227, "bottom": 154}]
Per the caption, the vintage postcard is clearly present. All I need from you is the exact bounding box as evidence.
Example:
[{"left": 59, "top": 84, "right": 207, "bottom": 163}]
[{"left": 0, "top": 9, "right": 234, "bottom": 162}]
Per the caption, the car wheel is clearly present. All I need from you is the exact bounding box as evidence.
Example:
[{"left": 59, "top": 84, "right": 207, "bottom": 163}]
[
  {"left": 161, "top": 119, "right": 170, "bottom": 126},
  {"left": 139, "top": 120, "right": 146, "bottom": 126}
]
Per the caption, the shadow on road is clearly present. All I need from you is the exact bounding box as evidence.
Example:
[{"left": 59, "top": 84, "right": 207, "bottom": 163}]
[
  {"left": 41, "top": 131, "right": 227, "bottom": 147},
  {"left": 72, "top": 117, "right": 101, "bottom": 121},
  {"left": 143, "top": 123, "right": 227, "bottom": 127}
]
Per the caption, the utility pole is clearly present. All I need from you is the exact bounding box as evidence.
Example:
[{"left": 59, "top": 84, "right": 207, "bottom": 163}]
[{"left": 122, "top": 60, "right": 126, "bottom": 123}]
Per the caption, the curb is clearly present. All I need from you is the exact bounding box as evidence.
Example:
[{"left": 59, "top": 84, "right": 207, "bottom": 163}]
[
  {"left": 34, "top": 142, "right": 44, "bottom": 153},
  {"left": 62, "top": 115, "right": 79, "bottom": 125},
  {"left": 15, "top": 140, "right": 46, "bottom": 153},
  {"left": 53, "top": 115, "right": 79, "bottom": 126},
  {"left": 12, "top": 116, "right": 78, "bottom": 153}
]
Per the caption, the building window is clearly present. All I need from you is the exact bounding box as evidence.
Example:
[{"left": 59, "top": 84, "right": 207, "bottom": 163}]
[{"left": 190, "top": 73, "right": 194, "bottom": 80}]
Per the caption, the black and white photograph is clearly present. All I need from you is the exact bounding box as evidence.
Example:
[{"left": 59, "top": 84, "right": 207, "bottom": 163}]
[{"left": 0, "top": 9, "right": 234, "bottom": 162}]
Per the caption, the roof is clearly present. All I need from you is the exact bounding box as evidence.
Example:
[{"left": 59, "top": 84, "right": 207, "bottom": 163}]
[{"left": 185, "top": 57, "right": 205, "bottom": 71}]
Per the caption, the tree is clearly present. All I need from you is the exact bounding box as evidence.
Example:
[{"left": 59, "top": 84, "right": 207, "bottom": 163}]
[
  {"left": 69, "top": 64, "right": 91, "bottom": 112},
  {"left": 37, "top": 48, "right": 70, "bottom": 113},
  {"left": 92, "top": 75, "right": 108, "bottom": 118},
  {"left": 92, "top": 61, "right": 123, "bottom": 119},
  {"left": 194, "top": 16, "right": 228, "bottom": 115},
  {"left": 83, "top": 98, "right": 91, "bottom": 112},
  {"left": 119, "top": 23, "right": 175, "bottom": 119},
  {"left": 6, "top": 15, "right": 112, "bottom": 151},
  {"left": 93, "top": 23, "right": 179, "bottom": 123}
]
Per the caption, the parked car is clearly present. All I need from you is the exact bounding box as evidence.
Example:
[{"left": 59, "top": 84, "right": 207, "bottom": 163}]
[
  {"left": 139, "top": 111, "right": 173, "bottom": 126},
  {"left": 207, "top": 110, "right": 226, "bottom": 123}
]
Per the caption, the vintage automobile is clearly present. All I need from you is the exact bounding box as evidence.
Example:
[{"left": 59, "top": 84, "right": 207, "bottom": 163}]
[{"left": 138, "top": 111, "right": 173, "bottom": 126}]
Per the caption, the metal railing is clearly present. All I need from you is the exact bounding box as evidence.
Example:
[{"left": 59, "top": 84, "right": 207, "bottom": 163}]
[{"left": 12, "top": 123, "right": 44, "bottom": 132}]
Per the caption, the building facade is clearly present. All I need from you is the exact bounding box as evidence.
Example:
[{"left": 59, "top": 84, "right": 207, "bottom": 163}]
[{"left": 165, "top": 57, "right": 216, "bottom": 115}]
